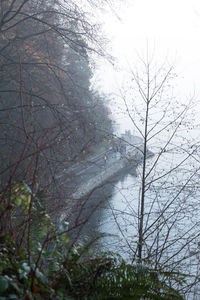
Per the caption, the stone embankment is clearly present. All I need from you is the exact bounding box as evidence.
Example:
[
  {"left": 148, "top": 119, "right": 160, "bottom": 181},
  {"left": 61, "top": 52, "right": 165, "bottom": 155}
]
[{"left": 72, "top": 144, "right": 150, "bottom": 199}]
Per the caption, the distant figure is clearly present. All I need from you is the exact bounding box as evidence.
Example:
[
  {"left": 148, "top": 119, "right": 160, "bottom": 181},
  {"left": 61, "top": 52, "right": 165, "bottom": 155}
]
[
  {"left": 120, "top": 146, "right": 123, "bottom": 155},
  {"left": 104, "top": 155, "right": 107, "bottom": 165}
]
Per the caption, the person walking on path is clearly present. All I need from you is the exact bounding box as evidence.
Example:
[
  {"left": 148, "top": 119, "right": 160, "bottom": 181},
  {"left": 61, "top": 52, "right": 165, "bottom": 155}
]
[{"left": 104, "top": 155, "right": 107, "bottom": 166}]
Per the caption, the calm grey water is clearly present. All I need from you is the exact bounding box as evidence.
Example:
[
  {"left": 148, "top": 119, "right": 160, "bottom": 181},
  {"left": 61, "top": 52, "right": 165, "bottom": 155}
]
[
  {"left": 75, "top": 148, "right": 200, "bottom": 299},
  {"left": 77, "top": 166, "right": 139, "bottom": 256}
]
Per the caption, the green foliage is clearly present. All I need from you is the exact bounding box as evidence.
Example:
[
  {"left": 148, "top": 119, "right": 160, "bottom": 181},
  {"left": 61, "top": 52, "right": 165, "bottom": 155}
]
[
  {"left": 93, "top": 260, "right": 185, "bottom": 300},
  {"left": 0, "top": 183, "right": 186, "bottom": 299},
  {"left": 10, "top": 182, "right": 32, "bottom": 213}
]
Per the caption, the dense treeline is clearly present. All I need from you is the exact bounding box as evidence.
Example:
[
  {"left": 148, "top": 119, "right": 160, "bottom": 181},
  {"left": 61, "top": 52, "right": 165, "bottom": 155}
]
[{"left": 0, "top": 0, "right": 113, "bottom": 192}]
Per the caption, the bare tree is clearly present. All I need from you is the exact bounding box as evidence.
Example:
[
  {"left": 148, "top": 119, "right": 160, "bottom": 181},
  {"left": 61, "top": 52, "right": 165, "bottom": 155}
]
[{"left": 110, "top": 54, "right": 200, "bottom": 297}]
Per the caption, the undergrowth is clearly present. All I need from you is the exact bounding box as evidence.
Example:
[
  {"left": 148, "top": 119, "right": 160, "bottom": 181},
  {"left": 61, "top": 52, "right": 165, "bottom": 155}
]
[{"left": 0, "top": 182, "right": 186, "bottom": 299}]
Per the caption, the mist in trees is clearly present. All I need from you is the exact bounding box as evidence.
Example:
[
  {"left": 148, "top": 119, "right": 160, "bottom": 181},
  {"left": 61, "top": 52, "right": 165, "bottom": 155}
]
[
  {"left": 0, "top": 0, "right": 113, "bottom": 197},
  {"left": 1, "top": 1, "right": 200, "bottom": 299}
]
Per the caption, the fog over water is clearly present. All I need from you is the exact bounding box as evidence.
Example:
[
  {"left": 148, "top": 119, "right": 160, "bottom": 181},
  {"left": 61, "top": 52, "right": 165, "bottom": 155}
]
[{"left": 83, "top": 2, "right": 200, "bottom": 295}]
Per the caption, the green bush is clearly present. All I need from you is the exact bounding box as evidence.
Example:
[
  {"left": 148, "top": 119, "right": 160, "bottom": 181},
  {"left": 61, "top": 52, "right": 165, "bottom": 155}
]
[{"left": 0, "top": 183, "right": 186, "bottom": 299}]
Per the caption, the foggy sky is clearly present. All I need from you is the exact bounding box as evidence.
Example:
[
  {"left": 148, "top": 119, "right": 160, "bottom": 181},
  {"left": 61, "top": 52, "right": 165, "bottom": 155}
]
[{"left": 94, "top": 0, "right": 200, "bottom": 98}]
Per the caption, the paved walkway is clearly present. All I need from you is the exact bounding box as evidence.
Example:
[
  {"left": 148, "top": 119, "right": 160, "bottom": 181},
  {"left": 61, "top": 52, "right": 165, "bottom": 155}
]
[{"left": 71, "top": 144, "right": 145, "bottom": 199}]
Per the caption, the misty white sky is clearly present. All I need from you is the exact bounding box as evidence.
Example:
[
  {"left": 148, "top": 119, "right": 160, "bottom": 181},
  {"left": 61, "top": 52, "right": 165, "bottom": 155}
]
[
  {"left": 92, "top": 0, "right": 200, "bottom": 133},
  {"left": 94, "top": 0, "right": 200, "bottom": 96}
]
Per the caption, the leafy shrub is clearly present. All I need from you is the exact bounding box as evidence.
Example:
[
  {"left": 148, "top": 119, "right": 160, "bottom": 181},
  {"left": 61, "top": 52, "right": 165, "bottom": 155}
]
[{"left": 0, "top": 183, "right": 186, "bottom": 299}]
